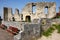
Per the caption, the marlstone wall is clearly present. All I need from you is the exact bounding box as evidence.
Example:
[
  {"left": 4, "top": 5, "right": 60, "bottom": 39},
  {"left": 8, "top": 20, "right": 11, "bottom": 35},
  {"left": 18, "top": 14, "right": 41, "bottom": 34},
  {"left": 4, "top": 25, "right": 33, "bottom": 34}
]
[
  {"left": 4, "top": 2, "right": 56, "bottom": 22},
  {"left": 21, "top": 24, "right": 41, "bottom": 40},
  {"left": 3, "top": 2, "right": 57, "bottom": 40},
  {"left": 22, "top": 2, "right": 56, "bottom": 21},
  {"left": 2, "top": 21, "right": 25, "bottom": 31},
  {"left": 2, "top": 18, "right": 60, "bottom": 40}
]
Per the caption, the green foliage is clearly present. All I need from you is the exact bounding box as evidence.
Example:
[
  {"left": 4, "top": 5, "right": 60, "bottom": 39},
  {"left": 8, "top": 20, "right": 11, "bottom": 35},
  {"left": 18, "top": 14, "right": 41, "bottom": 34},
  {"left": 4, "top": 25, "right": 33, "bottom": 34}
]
[
  {"left": 57, "top": 16, "right": 60, "bottom": 18},
  {"left": 42, "top": 27, "right": 55, "bottom": 37},
  {"left": 52, "top": 24, "right": 60, "bottom": 33},
  {"left": 42, "top": 24, "right": 60, "bottom": 37}
]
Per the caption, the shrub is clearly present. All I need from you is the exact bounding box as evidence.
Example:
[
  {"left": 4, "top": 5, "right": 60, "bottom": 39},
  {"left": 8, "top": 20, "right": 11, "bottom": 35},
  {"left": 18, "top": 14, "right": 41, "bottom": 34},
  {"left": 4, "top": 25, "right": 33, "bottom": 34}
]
[
  {"left": 42, "top": 27, "right": 55, "bottom": 37},
  {"left": 42, "top": 24, "right": 60, "bottom": 37},
  {"left": 52, "top": 24, "right": 60, "bottom": 33}
]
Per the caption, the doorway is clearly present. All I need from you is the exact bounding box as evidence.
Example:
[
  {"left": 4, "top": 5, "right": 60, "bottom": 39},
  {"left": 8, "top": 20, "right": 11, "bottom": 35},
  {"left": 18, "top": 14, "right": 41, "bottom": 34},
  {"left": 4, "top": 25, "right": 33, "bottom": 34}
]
[{"left": 25, "top": 16, "right": 31, "bottom": 22}]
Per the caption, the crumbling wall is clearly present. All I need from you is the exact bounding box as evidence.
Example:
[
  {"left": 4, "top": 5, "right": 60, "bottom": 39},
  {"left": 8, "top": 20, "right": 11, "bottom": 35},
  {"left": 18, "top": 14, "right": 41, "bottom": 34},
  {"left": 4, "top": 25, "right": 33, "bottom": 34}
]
[
  {"left": 3, "top": 2, "right": 56, "bottom": 22},
  {"left": 14, "top": 8, "right": 20, "bottom": 21},
  {"left": 22, "top": 3, "right": 33, "bottom": 21},
  {"left": 22, "top": 2, "right": 56, "bottom": 21},
  {"left": 4, "top": 7, "right": 13, "bottom": 21},
  {"left": 8, "top": 8, "right": 13, "bottom": 21},
  {"left": 21, "top": 23, "right": 41, "bottom": 40},
  {"left": 4, "top": 7, "right": 21, "bottom": 21},
  {"left": 36, "top": 2, "right": 56, "bottom": 18},
  {"left": 4, "top": 7, "right": 8, "bottom": 21},
  {"left": 2, "top": 21, "right": 25, "bottom": 31}
]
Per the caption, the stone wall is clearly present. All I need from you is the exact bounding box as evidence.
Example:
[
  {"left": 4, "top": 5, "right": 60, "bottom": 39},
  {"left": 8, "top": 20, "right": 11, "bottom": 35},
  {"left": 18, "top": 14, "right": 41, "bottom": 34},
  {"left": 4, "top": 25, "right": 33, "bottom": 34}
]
[
  {"left": 40, "top": 18, "right": 52, "bottom": 31},
  {"left": 2, "top": 21, "right": 25, "bottom": 31},
  {"left": 22, "top": 2, "right": 56, "bottom": 21},
  {"left": 2, "top": 21, "right": 41, "bottom": 40},
  {"left": 2, "top": 18, "right": 60, "bottom": 40},
  {"left": 3, "top": 2, "right": 56, "bottom": 22},
  {"left": 40, "top": 18, "right": 60, "bottom": 31},
  {"left": 21, "top": 23, "right": 41, "bottom": 40},
  {"left": 3, "top": 7, "right": 13, "bottom": 21},
  {"left": 51, "top": 18, "right": 60, "bottom": 24},
  {"left": 14, "top": 9, "right": 20, "bottom": 21}
]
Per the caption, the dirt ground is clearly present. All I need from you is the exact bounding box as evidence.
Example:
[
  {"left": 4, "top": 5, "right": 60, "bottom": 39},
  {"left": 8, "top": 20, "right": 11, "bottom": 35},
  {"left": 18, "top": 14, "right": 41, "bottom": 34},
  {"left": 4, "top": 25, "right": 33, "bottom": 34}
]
[{"left": 0, "top": 28, "right": 14, "bottom": 40}]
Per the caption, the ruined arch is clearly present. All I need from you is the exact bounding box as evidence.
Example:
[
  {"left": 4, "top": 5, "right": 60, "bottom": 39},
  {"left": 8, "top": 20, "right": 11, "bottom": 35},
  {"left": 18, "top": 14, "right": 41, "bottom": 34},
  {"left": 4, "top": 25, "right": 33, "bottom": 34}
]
[{"left": 25, "top": 16, "right": 31, "bottom": 22}]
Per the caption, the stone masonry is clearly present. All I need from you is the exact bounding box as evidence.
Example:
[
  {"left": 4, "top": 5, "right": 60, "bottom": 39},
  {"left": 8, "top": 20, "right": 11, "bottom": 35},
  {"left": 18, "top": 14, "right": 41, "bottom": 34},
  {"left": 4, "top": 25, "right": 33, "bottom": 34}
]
[
  {"left": 2, "top": 2, "right": 57, "bottom": 40},
  {"left": 4, "top": 2, "right": 56, "bottom": 22}
]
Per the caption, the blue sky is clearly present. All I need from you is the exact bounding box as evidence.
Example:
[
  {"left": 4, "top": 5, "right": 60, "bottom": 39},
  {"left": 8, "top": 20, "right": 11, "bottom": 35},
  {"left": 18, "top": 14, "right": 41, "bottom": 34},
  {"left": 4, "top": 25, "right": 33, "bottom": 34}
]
[{"left": 0, "top": 0, "right": 60, "bottom": 18}]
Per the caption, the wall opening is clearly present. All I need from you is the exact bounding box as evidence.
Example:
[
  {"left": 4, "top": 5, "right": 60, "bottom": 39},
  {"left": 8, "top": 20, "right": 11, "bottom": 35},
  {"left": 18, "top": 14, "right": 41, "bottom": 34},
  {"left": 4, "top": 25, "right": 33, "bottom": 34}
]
[
  {"left": 12, "top": 17, "right": 15, "bottom": 21},
  {"left": 32, "top": 6, "right": 36, "bottom": 14},
  {"left": 25, "top": 16, "right": 31, "bottom": 22},
  {"left": 21, "top": 14, "right": 23, "bottom": 20},
  {"left": 44, "top": 6, "right": 48, "bottom": 14}
]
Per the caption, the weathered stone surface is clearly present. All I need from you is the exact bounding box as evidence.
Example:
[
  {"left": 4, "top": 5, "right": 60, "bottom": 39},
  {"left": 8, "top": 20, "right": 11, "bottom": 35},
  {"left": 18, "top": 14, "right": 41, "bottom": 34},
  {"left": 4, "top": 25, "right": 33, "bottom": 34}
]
[
  {"left": 40, "top": 18, "right": 52, "bottom": 31},
  {"left": 3, "top": 2, "right": 56, "bottom": 22},
  {"left": 14, "top": 8, "right": 20, "bottom": 21},
  {"left": 2, "top": 18, "right": 60, "bottom": 40},
  {"left": 21, "top": 23, "right": 41, "bottom": 40},
  {"left": 22, "top": 2, "right": 56, "bottom": 21},
  {"left": 4, "top": 7, "right": 13, "bottom": 21},
  {"left": 3, "top": 2, "right": 57, "bottom": 40}
]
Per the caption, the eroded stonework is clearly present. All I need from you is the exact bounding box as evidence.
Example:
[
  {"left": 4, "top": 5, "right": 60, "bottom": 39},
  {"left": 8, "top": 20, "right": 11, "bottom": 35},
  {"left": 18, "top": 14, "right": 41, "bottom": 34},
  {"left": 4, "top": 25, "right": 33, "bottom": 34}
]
[
  {"left": 4, "top": 2, "right": 56, "bottom": 22},
  {"left": 22, "top": 2, "right": 56, "bottom": 21}
]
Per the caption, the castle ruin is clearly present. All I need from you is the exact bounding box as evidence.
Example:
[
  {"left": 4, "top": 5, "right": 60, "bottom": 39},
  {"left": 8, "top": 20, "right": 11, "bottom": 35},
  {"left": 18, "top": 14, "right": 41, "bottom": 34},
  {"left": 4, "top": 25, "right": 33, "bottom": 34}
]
[
  {"left": 4, "top": 2, "right": 56, "bottom": 22},
  {"left": 2, "top": 2, "right": 58, "bottom": 40}
]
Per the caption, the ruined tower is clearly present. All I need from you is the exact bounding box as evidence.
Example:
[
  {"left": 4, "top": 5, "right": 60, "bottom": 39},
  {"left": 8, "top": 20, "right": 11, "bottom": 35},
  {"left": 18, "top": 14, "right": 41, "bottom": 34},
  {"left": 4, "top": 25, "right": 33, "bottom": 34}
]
[
  {"left": 8, "top": 8, "right": 13, "bottom": 21},
  {"left": 4, "top": 7, "right": 12, "bottom": 21},
  {"left": 4, "top": 7, "right": 8, "bottom": 21}
]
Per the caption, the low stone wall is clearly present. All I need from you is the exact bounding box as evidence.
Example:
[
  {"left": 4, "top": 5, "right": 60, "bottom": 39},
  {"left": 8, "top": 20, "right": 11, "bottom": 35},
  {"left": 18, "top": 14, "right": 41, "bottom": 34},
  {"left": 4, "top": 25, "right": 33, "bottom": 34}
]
[
  {"left": 2, "top": 21, "right": 25, "bottom": 31},
  {"left": 40, "top": 18, "right": 51, "bottom": 31},
  {"left": 51, "top": 18, "right": 60, "bottom": 24},
  {"left": 21, "top": 23, "right": 41, "bottom": 40},
  {"left": 2, "top": 18, "right": 60, "bottom": 40},
  {"left": 40, "top": 18, "right": 60, "bottom": 31}
]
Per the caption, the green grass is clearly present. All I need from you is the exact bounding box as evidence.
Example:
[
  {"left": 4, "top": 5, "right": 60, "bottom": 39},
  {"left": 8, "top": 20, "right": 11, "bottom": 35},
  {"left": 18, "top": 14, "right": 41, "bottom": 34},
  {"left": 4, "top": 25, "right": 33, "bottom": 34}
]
[
  {"left": 56, "top": 16, "right": 60, "bottom": 18},
  {"left": 42, "top": 27, "right": 55, "bottom": 37},
  {"left": 42, "top": 24, "right": 60, "bottom": 37},
  {"left": 52, "top": 24, "right": 60, "bottom": 33}
]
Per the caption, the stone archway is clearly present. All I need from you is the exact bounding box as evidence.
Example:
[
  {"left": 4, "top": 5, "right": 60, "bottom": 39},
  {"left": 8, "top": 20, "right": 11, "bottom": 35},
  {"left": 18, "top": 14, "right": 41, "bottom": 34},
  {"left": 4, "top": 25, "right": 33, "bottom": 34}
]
[{"left": 25, "top": 16, "right": 31, "bottom": 22}]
